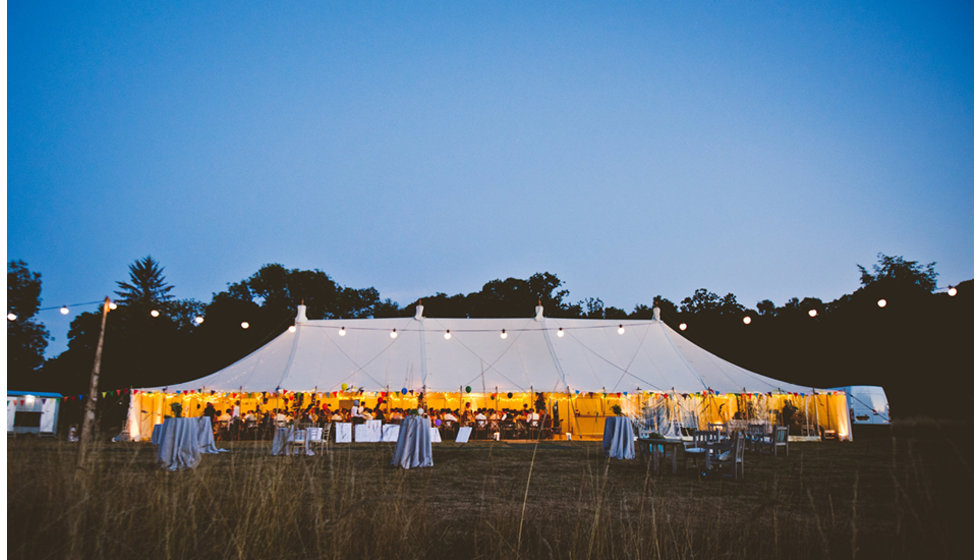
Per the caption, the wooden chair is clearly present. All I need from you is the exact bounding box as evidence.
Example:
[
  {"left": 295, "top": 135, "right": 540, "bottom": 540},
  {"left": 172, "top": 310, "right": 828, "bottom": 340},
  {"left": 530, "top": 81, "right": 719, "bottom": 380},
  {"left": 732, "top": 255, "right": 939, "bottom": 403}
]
[
  {"left": 772, "top": 426, "right": 789, "bottom": 456},
  {"left": 683, "top": 430, "right": 711, "bottom": 470},
  {"left": 760, "top": 426, "right": 789, "bottom": 456},
  {"left": 308, "top": 426, "right": 327, "bottom": 452},
  {"left": 286, "top": 427, "right": 308, "bottom": 455},
  {"left": 706, "top": 432, "right": 745, "bottom": 479}
]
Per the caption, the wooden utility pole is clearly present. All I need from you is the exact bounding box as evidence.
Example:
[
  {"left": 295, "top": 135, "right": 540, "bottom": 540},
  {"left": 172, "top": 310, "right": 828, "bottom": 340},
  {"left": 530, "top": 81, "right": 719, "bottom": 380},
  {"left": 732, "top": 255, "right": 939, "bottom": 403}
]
[{"left": 77, "top": 297, "right": 110, "bottom": 469}]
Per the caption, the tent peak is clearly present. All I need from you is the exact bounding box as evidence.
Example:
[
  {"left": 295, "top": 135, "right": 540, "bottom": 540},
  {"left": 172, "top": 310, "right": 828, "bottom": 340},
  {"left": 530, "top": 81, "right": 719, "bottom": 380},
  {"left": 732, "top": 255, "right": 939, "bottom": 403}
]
[
  {"left": 534, "top": 304, "right": 544, "bottom": 321},
  {"left": 653, "top": 306, "right": 661, "bottom": 321},
  {"left": 295, "top": 304, "right": 308, "bottom": 322},
  {"left": 415, "top": 304, "right": 424, "bottom": 321}
]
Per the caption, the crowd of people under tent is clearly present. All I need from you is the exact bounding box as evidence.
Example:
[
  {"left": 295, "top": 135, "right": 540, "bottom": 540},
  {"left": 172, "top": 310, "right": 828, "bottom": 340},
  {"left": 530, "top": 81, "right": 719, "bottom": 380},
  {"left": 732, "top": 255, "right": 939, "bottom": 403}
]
[{"left": 202, "top": 393, "right": 560, "bottom": 441}]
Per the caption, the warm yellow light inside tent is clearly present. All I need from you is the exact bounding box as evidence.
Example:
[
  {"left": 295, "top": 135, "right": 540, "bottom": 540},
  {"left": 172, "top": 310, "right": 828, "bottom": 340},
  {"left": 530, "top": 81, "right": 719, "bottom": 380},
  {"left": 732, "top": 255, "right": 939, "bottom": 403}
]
[
  {"left": 808, "top": 309, "right": 818, "bottom": 318},
  {"left": 150, "top": 309, "right": 160, "bottom": 318},
  {"left": 679, "top": 323, "right": 687, "bottom": 331},
  {"left": 60, "top": 306, "right": 70, "bottom": 315},
  {"left": 500, "top": 329, "right": 508, "bottom": 339},
  {"left": 390, "top": 329, "right": 398, "bottom": 339},
  {"left": 338, "top": 327, "right": 347, "bottom": 336},
  {"left": 443, "top": 330, "right": 452, "bottom": 340},
  {"left": 241, "top": 321, "right": 250, "bottom": 329},
  {"left": 617, "top": 325, "right": 625, "bottom": 335},
  {"left": 742, "top": 316, "right": 752, "bottom": 325},
  {"left": 877, "top": 299, "right": 887, "bottom": 308},
  {"left": 948, "top": 287, "right": 958, "bottom": 296},
  {"left": 556, "top": 328, "right": 565, "bottom": 338}
]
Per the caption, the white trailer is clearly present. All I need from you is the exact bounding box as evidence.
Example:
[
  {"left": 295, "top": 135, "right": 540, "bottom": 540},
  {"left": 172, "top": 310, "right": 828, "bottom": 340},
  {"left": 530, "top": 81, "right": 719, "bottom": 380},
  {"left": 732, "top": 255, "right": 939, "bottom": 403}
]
[{"left": 7, "top": 391, "right": 62, "bottom": 436}]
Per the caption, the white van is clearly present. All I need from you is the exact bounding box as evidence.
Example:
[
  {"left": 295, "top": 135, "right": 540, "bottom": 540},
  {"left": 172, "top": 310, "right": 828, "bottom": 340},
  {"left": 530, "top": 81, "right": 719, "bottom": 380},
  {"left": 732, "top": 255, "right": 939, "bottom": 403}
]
[{"left": 832, "top": 386, "right": 890, "bottom": 425}]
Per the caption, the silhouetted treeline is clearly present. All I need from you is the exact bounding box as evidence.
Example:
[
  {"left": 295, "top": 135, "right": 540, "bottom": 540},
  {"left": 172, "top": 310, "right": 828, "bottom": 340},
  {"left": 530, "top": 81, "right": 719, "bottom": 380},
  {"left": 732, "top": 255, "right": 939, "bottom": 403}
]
[{"left": 9, "top": 256, "right": 973, "bottom": 423}]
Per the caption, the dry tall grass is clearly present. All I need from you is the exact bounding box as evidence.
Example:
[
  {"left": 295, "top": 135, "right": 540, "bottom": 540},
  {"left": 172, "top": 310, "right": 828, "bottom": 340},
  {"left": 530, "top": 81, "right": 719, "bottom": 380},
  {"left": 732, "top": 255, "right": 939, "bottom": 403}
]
[{"left": 7, "top": 419, "right": 971, "bottom": 559}]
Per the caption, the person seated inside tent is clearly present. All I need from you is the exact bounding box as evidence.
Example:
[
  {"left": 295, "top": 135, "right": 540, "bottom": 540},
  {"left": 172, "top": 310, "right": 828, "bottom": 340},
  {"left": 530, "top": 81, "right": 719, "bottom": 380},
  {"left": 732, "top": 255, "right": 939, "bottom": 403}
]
[
  {"left": 388, "top": 408, "right": 403, "bottom": 424},
  {"left": 329, "top": 409, "right": 344, "bottom": 422},
  {"left": 214, "top": 408, "right": 231, "bottom": 439},
  {"left": 474, "top": 409, "right": 487, "bottom": 428},
  {"left": 461, "top": 403, "right": 475, "bottom": 426}
]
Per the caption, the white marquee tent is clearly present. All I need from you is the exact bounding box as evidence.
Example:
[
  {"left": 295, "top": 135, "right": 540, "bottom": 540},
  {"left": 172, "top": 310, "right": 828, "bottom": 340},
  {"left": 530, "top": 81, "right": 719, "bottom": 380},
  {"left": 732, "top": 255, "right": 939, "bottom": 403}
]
[{"left": 128, "top": 305, "right": 851, "bottom": 440}]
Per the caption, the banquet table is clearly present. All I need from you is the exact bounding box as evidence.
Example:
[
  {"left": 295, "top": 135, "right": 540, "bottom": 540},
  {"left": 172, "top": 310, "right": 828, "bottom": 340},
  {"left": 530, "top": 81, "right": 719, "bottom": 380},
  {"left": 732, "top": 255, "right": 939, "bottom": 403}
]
[
  {"left": 391, "top": 415, "right": 433, "bottom": 469},
  {"left": 638, "top": 437, "right": 686, "bottom": 474},
  {"left": 602, "top": 416, "right": 636, "bottom": 460}
]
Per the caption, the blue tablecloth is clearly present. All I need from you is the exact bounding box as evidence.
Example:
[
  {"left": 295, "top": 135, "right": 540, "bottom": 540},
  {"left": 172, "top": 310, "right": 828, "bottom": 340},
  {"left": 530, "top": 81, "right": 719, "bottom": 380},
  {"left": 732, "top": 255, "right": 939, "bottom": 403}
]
[
  {"left": 602, "top": 416, "right": 636, "bottom": 460},
  {"left": 391, "top": 416, "right": 433, "bottom": 469},
  {"left": 156, "top": 418, "right": 204, "bottom": 471}
]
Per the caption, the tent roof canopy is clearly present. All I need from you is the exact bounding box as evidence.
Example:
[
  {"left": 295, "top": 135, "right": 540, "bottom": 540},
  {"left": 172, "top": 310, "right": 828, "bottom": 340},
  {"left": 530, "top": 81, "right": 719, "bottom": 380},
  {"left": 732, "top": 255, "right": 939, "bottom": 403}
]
[{"left": 151, "top": 305, "right": 820, "bottom": 395}]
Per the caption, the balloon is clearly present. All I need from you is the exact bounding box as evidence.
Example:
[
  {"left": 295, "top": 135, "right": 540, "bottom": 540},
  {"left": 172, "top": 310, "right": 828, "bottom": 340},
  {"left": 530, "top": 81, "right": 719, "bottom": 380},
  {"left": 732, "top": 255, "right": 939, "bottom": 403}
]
[
  {"left": 341, "top": 383, "right": 348, "bottom": 391},
  {"left": 401, "top": 388, "right": 408, "bottom": 395},
  {"left": 465, "top": 386, "right": 471, "bottom": 393},
  {"left": 507, "top": 392, "right": 513, "bottom": 399}
]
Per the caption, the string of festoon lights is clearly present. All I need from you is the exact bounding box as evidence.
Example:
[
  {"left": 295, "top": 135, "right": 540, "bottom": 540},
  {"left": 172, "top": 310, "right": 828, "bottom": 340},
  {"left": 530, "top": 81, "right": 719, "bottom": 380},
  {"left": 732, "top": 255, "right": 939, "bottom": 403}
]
[{"left": 7, "top": 285, "right": 960, "bottom": 331}]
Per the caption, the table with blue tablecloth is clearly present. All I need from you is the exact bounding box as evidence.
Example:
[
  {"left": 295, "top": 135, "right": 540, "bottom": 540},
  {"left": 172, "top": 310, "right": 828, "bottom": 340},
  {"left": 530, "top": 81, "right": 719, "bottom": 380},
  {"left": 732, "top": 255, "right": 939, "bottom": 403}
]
[
  {"left": 154, "top": 417, "right": 226, "bottom": 471},
  {"left": 602, "top": 416, "right": 635, "bottom": 460},
  {"left": 391, "top": 415, "right": 433, "bottom": 469}
]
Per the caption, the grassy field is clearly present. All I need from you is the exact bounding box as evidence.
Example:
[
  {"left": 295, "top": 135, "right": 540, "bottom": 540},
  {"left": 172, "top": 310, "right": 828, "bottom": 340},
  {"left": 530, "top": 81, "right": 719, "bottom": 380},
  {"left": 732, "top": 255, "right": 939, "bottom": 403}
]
[{"left": 7, "top": 419, "right": 972, "bottom": 559}]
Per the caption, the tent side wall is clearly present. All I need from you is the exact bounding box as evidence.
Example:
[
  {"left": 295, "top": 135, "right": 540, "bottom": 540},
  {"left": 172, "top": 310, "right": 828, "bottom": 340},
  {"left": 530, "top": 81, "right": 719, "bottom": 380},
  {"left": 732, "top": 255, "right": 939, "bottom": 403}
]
[{"left": 126, "top": 389, "right": 851, "bottom": 441}]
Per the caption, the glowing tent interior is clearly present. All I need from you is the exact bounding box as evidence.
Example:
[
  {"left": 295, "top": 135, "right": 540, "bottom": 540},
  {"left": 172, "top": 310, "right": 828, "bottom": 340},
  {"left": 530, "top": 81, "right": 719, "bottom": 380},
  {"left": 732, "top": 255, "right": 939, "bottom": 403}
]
[{"left": 127, "top": 304, "right": 852, "bottom": 441}]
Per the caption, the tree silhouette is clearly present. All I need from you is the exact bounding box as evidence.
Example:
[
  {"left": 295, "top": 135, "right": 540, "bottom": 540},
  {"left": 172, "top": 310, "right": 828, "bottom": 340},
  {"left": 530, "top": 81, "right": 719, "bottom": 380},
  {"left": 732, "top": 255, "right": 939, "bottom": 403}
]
[
  {"left": 114, "top": 256, "right": 174, "bottom": 307},
  {"left": 857, "top": 253, "right": 938, "bottom": 293},
  {"left": 7, "top": 260, "right": 50, "bottom": 382}
]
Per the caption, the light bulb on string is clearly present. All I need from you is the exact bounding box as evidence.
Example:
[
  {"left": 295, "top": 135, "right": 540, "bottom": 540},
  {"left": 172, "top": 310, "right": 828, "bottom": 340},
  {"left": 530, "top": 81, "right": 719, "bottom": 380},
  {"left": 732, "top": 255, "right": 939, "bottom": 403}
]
[
  {"left": 679, "top": 323, "right": 688, "bottom": 331},
  {"left": 288, "top": 325, "right": 296, "bottom": 333},
  {"left": 7, "top": 313, "right": 17, "bottom": 321},
  {"left": 742, "top": 316, "right": 752, "bottom": 325},
  {"left": 390, "top": 329, "right": 398, "bottom": 339},
  {"left": 443, "top": 330, "right": 452, "bottom": 340},
  {"left": 500, "top": 329, "right": 508, "bottom": 340},
  {"left": 948, "top": 287, "right": 958, "bottom": 297},
  {"left": 338, "top": 326, "right": 346, "bottom": 336},
  {"left": 556, "top": 328, "right": 565, "bottom": 338},
  {"left": 808, "top": 309, "right": 818, "bottom": 318},
  {"left": 194, "top": 316, "right": 205, "bottom": 325},
  {"left": 60, "top": 306, "right": 69, "bottom": 315},
  {"left": 877, "top": 299, "right": 887, "bottom": 308},
  {"left": 108, "top": 302, "right": 118, "bottom": 310},
  {"left": 241, "top": 321, "right": 250, "bottom": 329},
  {"left": 617, "top": 325, "right": 625, "bottom": 335}
]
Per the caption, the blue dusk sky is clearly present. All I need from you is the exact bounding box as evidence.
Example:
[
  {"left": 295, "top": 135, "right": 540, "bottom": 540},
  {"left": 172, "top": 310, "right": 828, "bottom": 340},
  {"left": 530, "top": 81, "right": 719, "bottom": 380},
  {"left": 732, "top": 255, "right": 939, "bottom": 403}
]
[{"left": 6, "top": 2, "right": 974, "bottom": 356}]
